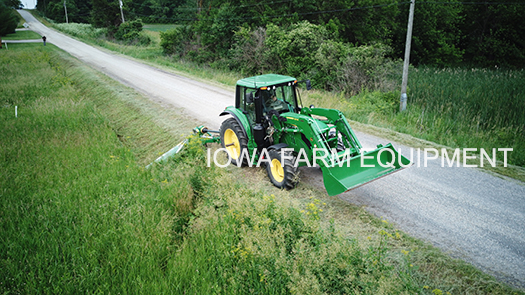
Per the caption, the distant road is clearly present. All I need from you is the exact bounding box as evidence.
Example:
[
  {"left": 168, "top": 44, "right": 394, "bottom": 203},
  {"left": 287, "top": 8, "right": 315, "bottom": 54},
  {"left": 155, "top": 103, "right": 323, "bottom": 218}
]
[{"left": 17, "top": 9, "right": 525, "bottom": 288}]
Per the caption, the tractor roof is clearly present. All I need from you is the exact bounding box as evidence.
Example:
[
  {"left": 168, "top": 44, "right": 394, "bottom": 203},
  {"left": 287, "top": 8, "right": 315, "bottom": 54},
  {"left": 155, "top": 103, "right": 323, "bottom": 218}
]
[{"left": 237, "top": 74, "right": 296, "bottom": 88}]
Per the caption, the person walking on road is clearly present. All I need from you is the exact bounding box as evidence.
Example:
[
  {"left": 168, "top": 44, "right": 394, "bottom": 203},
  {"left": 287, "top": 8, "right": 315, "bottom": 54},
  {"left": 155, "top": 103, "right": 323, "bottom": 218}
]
[{"left": 42, "top": 36, "right": 46, "bottom": 46}]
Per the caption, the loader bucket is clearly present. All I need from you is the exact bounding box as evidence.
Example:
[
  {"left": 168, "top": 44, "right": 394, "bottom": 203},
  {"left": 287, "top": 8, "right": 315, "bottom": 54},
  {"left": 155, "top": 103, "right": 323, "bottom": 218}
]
[{"left": 321, "top": 143, "right": 411, "bottom": 196}]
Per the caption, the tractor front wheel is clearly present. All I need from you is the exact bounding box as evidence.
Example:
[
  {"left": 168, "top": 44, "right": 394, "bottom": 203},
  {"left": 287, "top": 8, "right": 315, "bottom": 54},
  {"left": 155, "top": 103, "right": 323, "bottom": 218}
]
[
  {"left": 266, "top": 149, "right": 299, "bottom": 190},
  {"left": 220, "top": 118, "right": 249, "bottom": 166}
]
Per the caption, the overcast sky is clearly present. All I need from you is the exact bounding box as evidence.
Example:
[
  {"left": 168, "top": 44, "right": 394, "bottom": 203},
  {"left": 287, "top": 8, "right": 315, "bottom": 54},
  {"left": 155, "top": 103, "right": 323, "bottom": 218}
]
[{"left": 23, "top": 0, "right": 36, "bottom": 9}]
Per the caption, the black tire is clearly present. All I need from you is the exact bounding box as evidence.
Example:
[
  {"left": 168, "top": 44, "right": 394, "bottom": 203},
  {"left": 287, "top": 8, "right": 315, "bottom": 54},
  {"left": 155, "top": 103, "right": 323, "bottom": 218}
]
[
  {"left": 220, "top": 117, "right": 249, "bottom": 166},
  {"left": 266, "top": 149, "right": 299, "bottom": 189}
]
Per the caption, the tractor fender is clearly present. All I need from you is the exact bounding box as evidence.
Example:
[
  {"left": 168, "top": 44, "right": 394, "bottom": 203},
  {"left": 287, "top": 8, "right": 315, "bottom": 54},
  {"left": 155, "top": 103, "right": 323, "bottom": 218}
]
[
  {"left": 267, "top": 143, "right": 289, "bottom": 151},
  {"left": 219, "top": 110, "right": 248, "bottom": 139},
  {"left": 220, "top": 108, "right": 257, "bottom": 151}
]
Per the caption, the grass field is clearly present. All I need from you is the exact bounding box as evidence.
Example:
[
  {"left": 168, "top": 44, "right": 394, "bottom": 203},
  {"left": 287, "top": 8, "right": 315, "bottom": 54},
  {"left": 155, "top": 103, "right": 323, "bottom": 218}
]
[
  {"left": 2, "top": 42, "right": 524, "bottom": 294},
  {"left": 143, "top": 24, "right": 180, "bottom": 32},
  {"left": 2, "top": 29, "right": 41, "bottom": 40}
]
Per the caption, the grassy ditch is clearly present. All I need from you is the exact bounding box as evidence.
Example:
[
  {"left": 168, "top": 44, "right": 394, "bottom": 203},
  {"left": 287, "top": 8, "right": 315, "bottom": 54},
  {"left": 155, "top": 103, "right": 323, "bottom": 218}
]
[{"left": 2, "top": 42, "right": 524, "bottom": 294}]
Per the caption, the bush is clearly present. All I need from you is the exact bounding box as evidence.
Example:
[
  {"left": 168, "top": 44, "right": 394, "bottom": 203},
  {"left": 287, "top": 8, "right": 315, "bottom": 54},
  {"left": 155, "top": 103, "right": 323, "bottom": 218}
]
[
  {"left": 160, "top": 25, "right": 194, "bottom": 57},
  {"left": 334, "top": 44, "right": 402, "bottom": 94},
  {"left": 114, "top": 19, "right": 150, "bottom": 45},
  {"left": 228, "top": 21, "right": 401, "bottom": 93}
]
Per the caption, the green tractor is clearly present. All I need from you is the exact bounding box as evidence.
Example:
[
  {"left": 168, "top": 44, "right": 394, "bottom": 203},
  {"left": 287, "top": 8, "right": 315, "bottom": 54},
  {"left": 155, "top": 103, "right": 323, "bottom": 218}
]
[{"left": 218, "top": 74, "right": 410, "bottom": 196}]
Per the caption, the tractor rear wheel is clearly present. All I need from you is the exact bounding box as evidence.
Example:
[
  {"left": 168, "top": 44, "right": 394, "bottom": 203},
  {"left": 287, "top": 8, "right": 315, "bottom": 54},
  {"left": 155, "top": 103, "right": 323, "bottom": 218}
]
[
  {"left": 220, "top": 118, "right": 249, "bottom": 166},
  {"left": 266, "top": 149, "right": 299, "bottom": 189}
]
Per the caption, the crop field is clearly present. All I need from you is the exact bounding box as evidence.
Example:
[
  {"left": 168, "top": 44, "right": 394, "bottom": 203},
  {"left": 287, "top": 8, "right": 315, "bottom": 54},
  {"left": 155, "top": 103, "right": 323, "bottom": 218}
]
[{"left": 2, "top": 43, "right": 523, "bottom": 294}]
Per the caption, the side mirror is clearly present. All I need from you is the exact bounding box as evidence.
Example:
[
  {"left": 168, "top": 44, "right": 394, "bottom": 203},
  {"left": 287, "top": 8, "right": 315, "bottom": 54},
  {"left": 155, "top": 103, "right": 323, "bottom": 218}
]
[{"left": 306, "top": 79, "right": 312, "bottom": 90}]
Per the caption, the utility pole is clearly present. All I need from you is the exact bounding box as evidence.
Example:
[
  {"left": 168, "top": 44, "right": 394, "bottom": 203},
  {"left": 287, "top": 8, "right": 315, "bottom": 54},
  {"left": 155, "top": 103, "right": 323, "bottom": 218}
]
[
  {"left": 400, "top": 0, "right": 415, "bottom": 112},
  {"left": 63, "top": 0, "right": 68, "bottom": 23},
  {"left": 119, "top": 0, "right": 125, "bottom": 23}
]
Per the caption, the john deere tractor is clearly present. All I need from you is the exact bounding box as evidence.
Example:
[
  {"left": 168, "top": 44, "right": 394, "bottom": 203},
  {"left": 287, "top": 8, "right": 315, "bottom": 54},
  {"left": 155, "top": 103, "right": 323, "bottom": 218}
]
[{"left": 218, "top": 74, "right": 410, "bottom": 196}]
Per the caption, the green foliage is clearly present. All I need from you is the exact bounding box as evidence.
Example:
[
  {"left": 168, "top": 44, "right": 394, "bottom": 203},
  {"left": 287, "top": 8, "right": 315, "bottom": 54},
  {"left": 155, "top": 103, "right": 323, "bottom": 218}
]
[
  {"left": 265, "top": 21, "right": 328, "bottom": 79},
  {"left": 0, "top": 0, "right": 18, "bottom": 37},
  {"left": 114, "top": 19, "right": 151, "bottom": 45},
  {"left": 408, "top": 66, "right": 525, "bottom": 165},
  {"left": 35, "top": 0, "right": 525, "bottom": 68},
  {"left": 91, "top": 0, "right": 121, "bottom": 32},
  {"left": 54, "top": 22, "right": 107, "bottom": 39},
  {"left": 226, "top": 21, "right": 402, "bottom": 93},
  {"left": 403, "top": 0, "right": 464, "bottom": 66},
  {"left": 331, "top": 44, "right": 402, "bottom": 94},
  {"left": 191, "top": 2, "right": 239, "bottom": 63},
  {"left": 460, "top": 0, "right": 525, "bottom": 67},
  {"left": 159, "top": 25, "right": 194, "bottom": 57},
  {"left": 36, "top": 0, "right": 92, "bottom": 23}
]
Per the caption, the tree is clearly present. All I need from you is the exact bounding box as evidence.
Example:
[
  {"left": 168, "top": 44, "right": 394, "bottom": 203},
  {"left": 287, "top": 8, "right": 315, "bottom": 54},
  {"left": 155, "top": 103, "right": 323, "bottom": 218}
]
[
  {"left": 91, "top": 0, "right": 122, "bottom": 30},
  {"left": 391, "top": 0, "right": 464, "bottom": 66},
  {"left": 0, "top": 0, "right": 19, "bottom": 48},
  {"left": 460, "top": 0, "right": 525, "bottom": 67},
  {"left": 36, "top": 0, "right": 91, "bottom": 23}
]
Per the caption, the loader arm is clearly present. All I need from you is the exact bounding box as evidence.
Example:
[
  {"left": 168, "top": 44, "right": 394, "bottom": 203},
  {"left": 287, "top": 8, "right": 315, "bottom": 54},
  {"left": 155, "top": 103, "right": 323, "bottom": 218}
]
[{"left": 274, "top": 107, "right": 411, "bottom": 196}]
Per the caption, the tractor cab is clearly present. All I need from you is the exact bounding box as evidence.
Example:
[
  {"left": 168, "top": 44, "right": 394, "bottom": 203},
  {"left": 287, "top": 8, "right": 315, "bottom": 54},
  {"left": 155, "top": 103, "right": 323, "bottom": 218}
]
[{"left": 235, "top": 74, "right": 300, "bottom": 122}]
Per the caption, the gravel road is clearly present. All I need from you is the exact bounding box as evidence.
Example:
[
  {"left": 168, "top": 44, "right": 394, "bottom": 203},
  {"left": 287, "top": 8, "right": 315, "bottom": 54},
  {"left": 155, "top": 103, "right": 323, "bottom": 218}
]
[{"left": 18, "top": 10, "right": 525, "bottom": 289}]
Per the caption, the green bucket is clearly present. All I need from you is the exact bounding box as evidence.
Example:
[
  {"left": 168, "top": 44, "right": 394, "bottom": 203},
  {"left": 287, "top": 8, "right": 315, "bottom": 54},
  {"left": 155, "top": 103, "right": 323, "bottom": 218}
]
[{"left": 321, "top": 143, "right": 411, "bottom": 196}]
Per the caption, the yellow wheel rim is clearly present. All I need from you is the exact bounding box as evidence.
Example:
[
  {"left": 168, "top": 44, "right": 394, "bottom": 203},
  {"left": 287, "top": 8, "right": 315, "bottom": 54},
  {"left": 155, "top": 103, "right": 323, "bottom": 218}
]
[
  {"left": 271, "top": 158, "right": 284, "bottom": 183},
  {"left": 224, "top": 129, "right": 240, "bottom": 159}
]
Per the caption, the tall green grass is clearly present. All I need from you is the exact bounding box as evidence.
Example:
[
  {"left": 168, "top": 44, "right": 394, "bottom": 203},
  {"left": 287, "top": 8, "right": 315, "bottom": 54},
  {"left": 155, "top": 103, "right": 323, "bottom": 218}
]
[
  {"left": 53, "top": 23, "right": 107, "bottom": 39},
  {"left": 406, "top": 67, "right": 524, "bottom": 166},
  {"left": 306, "top": 66, "right": 525, "bottom": 167}
]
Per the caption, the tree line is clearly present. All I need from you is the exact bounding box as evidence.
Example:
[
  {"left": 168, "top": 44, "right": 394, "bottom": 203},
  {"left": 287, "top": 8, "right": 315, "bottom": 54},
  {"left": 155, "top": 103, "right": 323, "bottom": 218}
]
[{"left": 35, "top": 0, "right": 524, "bottom": 69}]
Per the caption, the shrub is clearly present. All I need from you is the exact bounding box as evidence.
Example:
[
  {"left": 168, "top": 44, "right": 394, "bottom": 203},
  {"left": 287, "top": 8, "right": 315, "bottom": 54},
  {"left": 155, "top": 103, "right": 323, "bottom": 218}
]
[
  {"left": 229, "top": 21, "right": 401, "bottom": 93},
  {"left": 114, "top": 19, "right": 151, "bottom": 45},
  {"left": 160, "top": 25, "right": 194, "bottom": 57}
]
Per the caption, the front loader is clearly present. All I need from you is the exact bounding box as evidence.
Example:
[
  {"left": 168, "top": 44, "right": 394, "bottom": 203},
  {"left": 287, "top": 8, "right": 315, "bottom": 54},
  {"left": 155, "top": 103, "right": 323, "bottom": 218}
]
[{"left": 218, "top": 74, "right": 410, "bottom": 196}]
